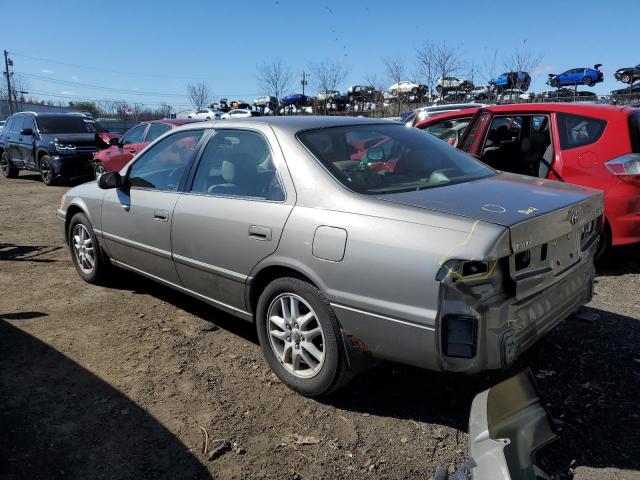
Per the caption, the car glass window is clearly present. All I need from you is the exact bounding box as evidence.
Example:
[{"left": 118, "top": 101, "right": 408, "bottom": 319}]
[
  {"left": 145, "top": 123, "right": 172, "bottom": 143},
  {"left": 5, "top": 118, "right": 15, "bottom": 132},
  {"left": 299, "top": 124, "right": 494, "bottom": 195},
  {"left": 557, "top": 113, "right": 606, "bottom": 150},
  {"left": 35, "top": 116, "right": 92, "bottom": 134},
  {"left": 191, "top": 129, "right": 284, "bottom": 200},
  {"left": 122, "top": 124, "right": 147, "bottom": 145},
  {"left": 128, "top": 130, "right": 204, "bottom": 191},
  {"left": 460, "top": 112, "right": 489, "bottom": 152},
  {"left": 21, "top": 117, "right": 36, "bottom": 131},
  {"left": 424, "top": 120, "right": 455, "bottom": 137}
]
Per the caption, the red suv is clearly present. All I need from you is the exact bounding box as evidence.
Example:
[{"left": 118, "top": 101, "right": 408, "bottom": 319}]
[
  {"left": 92, "top": 119, "right": 200, "bottom": 178},
  {"left": 458, "top": 103, "right": 640, "bottom": 250}
]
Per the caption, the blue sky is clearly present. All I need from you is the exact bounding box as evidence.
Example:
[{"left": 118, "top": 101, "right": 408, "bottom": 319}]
[{"left": 3, "top": 0, "right": 639, "bottom": 111}]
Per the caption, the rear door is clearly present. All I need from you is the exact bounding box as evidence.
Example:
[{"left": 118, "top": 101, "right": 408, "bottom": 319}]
[
  {"left": 171, "top": 127, "right": 294, "bottom": 313},
  {"left": 4, "top": 118, "right": 22, "bottom": 165}
]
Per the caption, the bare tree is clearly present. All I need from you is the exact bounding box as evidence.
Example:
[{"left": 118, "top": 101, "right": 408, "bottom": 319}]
[
  {"left": 416, "top": 42, "right": 437, "bottom": 103},
  {"left": 503, "top": 41, "right": 542, "bottom": 101},
  {"left": 432, "top": 41, "right": 462, "bottom": 99},
  {"left": 257, "top": 59, "right": 293, "bottom": 115},
  {"left": 187, "top": 82, "right": 212, "bottom": 110},
  {"left": 483, "top": 47, "right": 500, "bottom": 102},
  {"left": 309, "top": 59, "right": 348, "bottom": 114},
  {"left": 382, "top": 56, "right": 406, "bottom": 115}
]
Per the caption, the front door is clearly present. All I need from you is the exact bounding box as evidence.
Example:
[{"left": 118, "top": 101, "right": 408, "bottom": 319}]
[
  {"left": 18, "top": 116, "right": 37, "bottom": 169},
  {"left": 171, "top": 128, "right": 294, "bottom": 312},
  {"left": 107, "top": 123, "right": 148, "bottom": 170},
  {"left": 100, "top": 128, "right": 206, "bottom": 284}
]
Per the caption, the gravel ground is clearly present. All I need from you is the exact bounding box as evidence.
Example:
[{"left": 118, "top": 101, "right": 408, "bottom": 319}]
[{"left": 0, "top": 172, "right": 639, "bottom": 480}]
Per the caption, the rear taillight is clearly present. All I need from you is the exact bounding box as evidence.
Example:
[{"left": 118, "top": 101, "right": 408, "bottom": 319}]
[{"left": 605, "top": 154, "right": 640, "bottom": 186}]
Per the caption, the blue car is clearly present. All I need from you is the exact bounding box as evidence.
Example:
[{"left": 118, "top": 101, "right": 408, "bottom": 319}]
[
  {"left": 547, "top": 65, "right": 603, "bottom": 88},
  {"left": 281, "top": 93, "right": 312, "bottom": 106},
  {"left": 489, "top": 71, "right": 531, "bottom": 92}
]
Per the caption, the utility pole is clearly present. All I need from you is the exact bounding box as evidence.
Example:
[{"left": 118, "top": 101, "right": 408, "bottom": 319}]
[
  {"left": 4, "top": 50, "right": 14, "bottom": 115},
  {"left": 301, "top": 71, "right": 308, "bottom": 96}
]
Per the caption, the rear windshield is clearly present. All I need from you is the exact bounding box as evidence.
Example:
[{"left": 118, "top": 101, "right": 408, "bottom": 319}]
[
  {"left": 36, "top": 116, "right": 94, "bottom": 134},
  {"left": 298, "top": 124, "right": 494, "bottom": 195}
]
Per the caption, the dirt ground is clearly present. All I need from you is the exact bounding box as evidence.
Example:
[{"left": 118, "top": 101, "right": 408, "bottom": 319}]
[{"left": 1, "top": 172, "right": 639, "bottom": 480}]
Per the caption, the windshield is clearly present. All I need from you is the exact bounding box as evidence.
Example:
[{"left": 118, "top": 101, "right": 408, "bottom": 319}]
[
  {"left": 83, "top": 120, "right": 108, "bottom": 133},
  {"left": 36, "top": 116, "right": 93, "bottom": 134},
  {"left": 298, "top": 124, "right": 494, "bottom": 195}
]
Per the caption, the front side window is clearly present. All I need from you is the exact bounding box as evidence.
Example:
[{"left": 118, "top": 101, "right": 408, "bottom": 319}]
[
  {"left": 557, "top": 113, "right": 606, "bottom": 150},
  {"left": 298, "top": 124, "right": 494, "bottom": 195},
  {"left": 21, "top": 117, "right": 36, "bottom": 132},
  {"left": 5, "top": 118, "right": 16, "bottom": 132},
  {"left": 122, "top": 124, "right": 147, "bottom": 145},
  {"left": 128, "top": 130, "right": 204, "bottom": 191},
  {"left": 145, "top": 123, "right": 172, "bottom": 143},
  {"left": 191, "top": 129, "right": 284, "bottom": 200}
]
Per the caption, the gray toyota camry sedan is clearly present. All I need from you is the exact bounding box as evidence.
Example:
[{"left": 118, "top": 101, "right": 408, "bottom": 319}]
[{"left": 58, "top": 116, "right": 603, "bottom": 396}]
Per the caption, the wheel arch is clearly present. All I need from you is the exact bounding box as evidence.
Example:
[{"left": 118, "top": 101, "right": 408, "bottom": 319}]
[
  {"left": 246, "top": 263, "right": 324, "bottom": 316},
  {"left": 64, "top": 200, "right": 94, "bottom": 243},
  {"left": 36, "top": 149, "right": 50, "bottom": 165}
]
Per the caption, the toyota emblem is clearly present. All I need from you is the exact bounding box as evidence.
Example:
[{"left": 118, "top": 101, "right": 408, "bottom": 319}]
[{"left": 569, "top": 209, "right": 580, "bottom": 225}]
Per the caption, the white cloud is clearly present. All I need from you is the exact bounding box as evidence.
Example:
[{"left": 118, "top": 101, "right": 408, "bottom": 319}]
[
  {"left": 41, "top": 69, "right": 55, "bottom": 74},
  {"left": 60, "top": 91, "right": 75, "bottom": 96}
]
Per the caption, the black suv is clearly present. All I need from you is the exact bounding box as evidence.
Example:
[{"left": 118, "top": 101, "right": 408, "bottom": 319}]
[{"left": 0, "top": 112, "right": 100, "bottom": 185}]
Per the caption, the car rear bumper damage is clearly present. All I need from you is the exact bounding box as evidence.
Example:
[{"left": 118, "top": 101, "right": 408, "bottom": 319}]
[{"left": 468, "top": 370, "right": 557, "bottom": 480}]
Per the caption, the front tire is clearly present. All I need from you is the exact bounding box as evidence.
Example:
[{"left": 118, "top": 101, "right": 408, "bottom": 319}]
[
  {"left": 94, "top": 161, "right": 106, "bottom": 180},
  {"left": 39, "top": 155, "right": 57, "bottom": 186},
  {"left": 256, "top": 277, "right": 352, "bottom": 397},
  {"left": 68, "top": 212, "right": 108, "bottom": 284},
  {"left": 583, "top": 76, "right": 594, "bottom": 87},
  {"left": 1, "top": 151, "right": 19, "bottom": 178},
  {"left": 621, "top": 73, "right": 631, "bottom": 84}
]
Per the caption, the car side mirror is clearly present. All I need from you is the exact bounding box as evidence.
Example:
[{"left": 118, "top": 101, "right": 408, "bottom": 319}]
[
  {"left": 98, "top": 171, "right": 122, "bottom": 189},
  {"left": 109, "top": 137, "right": 121, "bottom": 146},
  {"left": 20, "top": 128, "right": 34, "bottom": 136}
]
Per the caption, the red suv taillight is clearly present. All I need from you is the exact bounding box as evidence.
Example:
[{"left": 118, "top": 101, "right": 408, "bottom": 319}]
[{"left": 605, "top": 154, "right": 640, "bottom": 186}]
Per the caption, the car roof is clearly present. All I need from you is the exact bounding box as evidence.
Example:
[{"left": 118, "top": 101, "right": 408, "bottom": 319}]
[
  {"left": 479, "top": 102, "right": 634, "bottom": 117},
  {"left": 144, "top": 118, "right": 201, "bottom": 126},
  {"left": 180, "top": 115, "right": 400, "bottom": 134},
  {"left": 415, "top": 108, "right": 480, "bottom": 128}
]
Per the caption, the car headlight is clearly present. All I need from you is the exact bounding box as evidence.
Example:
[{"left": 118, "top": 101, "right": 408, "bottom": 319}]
[{"left": 55, "top": 142, "right": 77, "bottom": 151}]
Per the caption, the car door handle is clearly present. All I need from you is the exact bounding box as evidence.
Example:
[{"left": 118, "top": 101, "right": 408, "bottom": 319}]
[
  {"left": 248, "top": 225, "right": 271, "bottom": 241},
  {"left": 128, "top": 148, "right": 136, "bottom": 154},
  {"left": 153, "top": 209, "right": 169, "bottom": 222}
]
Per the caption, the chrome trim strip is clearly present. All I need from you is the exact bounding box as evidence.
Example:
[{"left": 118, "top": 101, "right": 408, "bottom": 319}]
[
  {"left": 330, "top": 303, "right": 436, "bottom": 331},
  {"left": 101, "top": 230, "right": 172, "bottom": 260},
  {"left": 111, "top": 259, "right": 252, "bottom": 319},
  {"left": 173, "top": 253, "right": 247, "bottom": 282}
]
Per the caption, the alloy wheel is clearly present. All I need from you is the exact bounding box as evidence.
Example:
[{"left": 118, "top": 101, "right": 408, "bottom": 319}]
[
  {"left": 267, "top": 293, "right": 326, "bottom": 379},
  {"left": 72, "top": 224, "right": 95, "bottom": 275},
  {"left": 41, "top": 158, "right": 52, "bottom": 184},
  {"left": 1, "top": 154, "right": 9, "bottom": 176},
  {"left": 95, "top": 163, "right": 106, "bottom": 179}
]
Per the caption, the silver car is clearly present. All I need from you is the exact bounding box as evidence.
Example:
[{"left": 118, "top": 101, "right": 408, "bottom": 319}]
[{"left": 57, "top": 117, "right": 603, "bottom": 396}]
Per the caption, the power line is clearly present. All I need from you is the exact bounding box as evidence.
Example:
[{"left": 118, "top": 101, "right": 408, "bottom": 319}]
[
  {"left": 16, "top": 72, "right": 190, "bottom": 97},
  {"left": 9, "top": 51, "right": 212, "bottom": 81}
]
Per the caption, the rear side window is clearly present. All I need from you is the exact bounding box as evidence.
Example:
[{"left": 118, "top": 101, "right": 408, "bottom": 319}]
[{"left": 556, "top": 113, "right": 606, "bottom": 150}]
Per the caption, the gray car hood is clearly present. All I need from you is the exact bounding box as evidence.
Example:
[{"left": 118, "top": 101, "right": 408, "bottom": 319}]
[{"left": 377, "top": 172, "right": 604, "bottom": 251}]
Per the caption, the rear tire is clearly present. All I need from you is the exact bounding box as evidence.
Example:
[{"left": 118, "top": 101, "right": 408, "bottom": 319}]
[
  {"left": 68, "top": 212, "right": 108, "bottom": 284},
  {"left": 256, "top": 277, "right": 352, "bottom": 397},
  {"left": 39, "top": 155, "right": 57, "bottom": 186},
  {"left": 621, "top": 73, "right": 631, "bottom": 84},
  {"left": 1, "top": 151, "right": 19, "bottom": 178},
  {"left": 583, "top": 76, "right": 594, "bottom": 87}
]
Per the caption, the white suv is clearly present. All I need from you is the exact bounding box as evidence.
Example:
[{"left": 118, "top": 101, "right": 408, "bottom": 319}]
[
  {"left": 388, "top": 81, "right": 427, "bottom": 96},
  {"left": 436, "top": 76, "right": 474, "bottom": 93}
]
